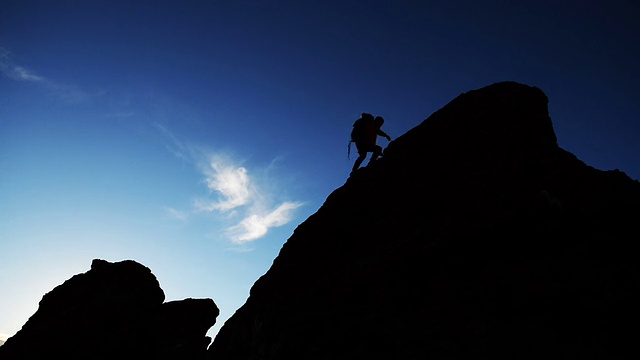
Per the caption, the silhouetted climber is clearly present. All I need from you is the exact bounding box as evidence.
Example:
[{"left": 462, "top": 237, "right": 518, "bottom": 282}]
[{"left": 349, "top": 113, "right": 391, "bottom": 175}]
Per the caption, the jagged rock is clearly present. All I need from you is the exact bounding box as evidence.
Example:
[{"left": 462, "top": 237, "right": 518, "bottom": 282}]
[
  {"left": 0, "top": 259, "right": 218, "bottom": 360},
  {"left": 160, "top": 298, "right": 219, "bottom": 359},
  {"left": 208, "top": 82, "right": 640, "bottom": 359}
]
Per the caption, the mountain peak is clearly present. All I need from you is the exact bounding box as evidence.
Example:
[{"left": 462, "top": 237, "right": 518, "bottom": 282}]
[{"left": 209, "top": 82, "right": 640, "bottom": 359}]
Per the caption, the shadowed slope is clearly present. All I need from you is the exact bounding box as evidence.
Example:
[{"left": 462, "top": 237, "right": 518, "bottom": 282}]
[{"left": 208, "top": 82, "right": 640, "bottom": 359}]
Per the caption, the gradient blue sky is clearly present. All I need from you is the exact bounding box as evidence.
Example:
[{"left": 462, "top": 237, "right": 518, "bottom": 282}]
[{"left": 1, "top": 1, "right": 639, "bottom": 341}]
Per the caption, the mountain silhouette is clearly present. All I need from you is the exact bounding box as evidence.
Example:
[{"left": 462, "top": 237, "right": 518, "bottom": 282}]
[
  {"left": 208, "top": 82, "right": 640, "bottom": 359},
  {"left": 2, "top": 82, "right": 639, "bottom": 359},
  {"left": 0, "top": 259, "right": 218, "bottom": 360}
]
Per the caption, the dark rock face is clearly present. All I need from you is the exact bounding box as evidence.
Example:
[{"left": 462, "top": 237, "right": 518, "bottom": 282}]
[
  {"left": 208, "top": 82, "right": 640, "bottom": 359},
  {"left": 160, "top": 298, "right": 219, "bottom": 359},
  {"left": 0, "top": 259, "right": 218, "bottom": 360}
]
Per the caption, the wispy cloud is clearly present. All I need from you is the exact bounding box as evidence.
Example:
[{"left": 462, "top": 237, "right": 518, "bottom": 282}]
[
  {"left": 196, "top": 158, "right": 253, "bottom": 212},
  {"left": 52, "top": 84, "right": 103, "bottom": 104},
  {"left": 154, "top": 123, "right": 190, "bottom": 161},
  {"left": 163, "top": 206, "right": 189, "bottom": 222},
  {"left": 227, "top": 202, "right": 303, "bottom": 244},
  {"left": 0, "top": 49, "right": 45, "bottom": 82},
  {"left": 0, "top": 47, "right": 100, "bottom": 104},
  {"left": 194, "top": 153, "right": 303, "bottom": 244},
  {"left": 154, "top": 122, "right": 303, "bottom": 245},
  {"left": 8, "top": 65, "right": 44, "bottom": 82}
]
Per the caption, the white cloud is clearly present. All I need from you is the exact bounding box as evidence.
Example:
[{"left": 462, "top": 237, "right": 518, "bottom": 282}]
[
  {"left": 197, "top": 158, "right": 253, "bottom": 212},
  {"left": 154, "top": 123, "right": 303, "bottom": 245},
  {"left": 228, "top": 202, "right": 303, "bottom": 244},
  {"left": 193, "top": 154, "right": 303, "bottom": 244}
]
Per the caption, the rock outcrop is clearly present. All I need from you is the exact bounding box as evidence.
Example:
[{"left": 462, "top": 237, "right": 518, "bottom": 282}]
[
  {"left": 208, "top": 82, "right": 640, "bottom": 359},
  {"left": 160, "top": 298, "right": 219, "bottom": 359},
  {"left": 0, "top": 259, "right": 218, "bottom": 360}
]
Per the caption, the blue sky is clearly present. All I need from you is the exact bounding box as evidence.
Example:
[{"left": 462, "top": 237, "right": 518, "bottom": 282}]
[{"left": 1, "top": 1, "right": 639, "bottom": 341}]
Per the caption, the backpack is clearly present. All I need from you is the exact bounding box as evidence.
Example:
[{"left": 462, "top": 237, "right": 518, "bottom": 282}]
[{"left": 348, "top": 113, "right": 374, "bottom": 159}]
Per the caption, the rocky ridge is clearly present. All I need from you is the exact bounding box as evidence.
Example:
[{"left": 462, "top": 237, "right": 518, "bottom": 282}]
[
  {"left": 207, "top": 82, "right": 640, "bottom": 359},
  {"left": 0, "top": 259, "right": 218, "bottom": 360}
]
